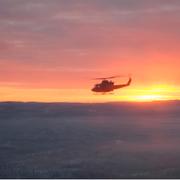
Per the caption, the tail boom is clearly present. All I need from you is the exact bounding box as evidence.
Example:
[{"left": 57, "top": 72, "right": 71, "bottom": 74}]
[{"left": 113, "top": 78, "right": 132, "bottom": 89}]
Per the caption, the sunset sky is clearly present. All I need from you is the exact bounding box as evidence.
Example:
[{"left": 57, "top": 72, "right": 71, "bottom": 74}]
[{"left": 0, "top": 0, "right": 180, "bottom": 102}]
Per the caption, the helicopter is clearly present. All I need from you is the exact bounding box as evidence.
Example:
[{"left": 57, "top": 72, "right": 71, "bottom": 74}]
[{"left": 91, "top": 75, "right": 132, "bottom": 93}]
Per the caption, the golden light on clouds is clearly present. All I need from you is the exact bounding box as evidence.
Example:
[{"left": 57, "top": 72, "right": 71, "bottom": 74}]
[{"left": 0, "top": 84, "right": 179, "bottom": 102}]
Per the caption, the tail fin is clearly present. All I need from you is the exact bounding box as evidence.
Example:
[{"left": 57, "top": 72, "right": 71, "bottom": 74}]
[{"left": 127, "top": 77, "right": 132, "bottom": 86}]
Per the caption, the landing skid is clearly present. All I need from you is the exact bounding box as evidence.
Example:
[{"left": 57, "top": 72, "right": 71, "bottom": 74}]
[{"left": 93, "top": 92, "right": 114, "bottom": 95}]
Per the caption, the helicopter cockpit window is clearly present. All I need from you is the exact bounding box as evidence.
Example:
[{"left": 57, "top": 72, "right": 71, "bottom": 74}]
[{"left": 95, "top": 84, "right": 100, "bottom": 88}]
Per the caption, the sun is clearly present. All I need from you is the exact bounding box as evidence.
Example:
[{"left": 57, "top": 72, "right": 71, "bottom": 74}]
[
  {"left": 125, "top": 84, "right": 175, "bottom": 102},
  {"left": 133, "top": 94, "right": 166, "bottom": 102}
]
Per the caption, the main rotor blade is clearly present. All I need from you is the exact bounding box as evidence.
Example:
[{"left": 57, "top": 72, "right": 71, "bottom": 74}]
[{"left": 93, "top": 75, "right": 129, "bottom": 80}]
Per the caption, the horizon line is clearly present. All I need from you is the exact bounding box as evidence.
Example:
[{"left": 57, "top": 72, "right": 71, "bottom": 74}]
[{"left": 0, "top": 99, "right": 179, "bottom": 104}]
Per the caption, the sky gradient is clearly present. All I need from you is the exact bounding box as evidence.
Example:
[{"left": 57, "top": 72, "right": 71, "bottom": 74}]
[{"left": 0, "top": 0, "right": 180, "bottom": 102}]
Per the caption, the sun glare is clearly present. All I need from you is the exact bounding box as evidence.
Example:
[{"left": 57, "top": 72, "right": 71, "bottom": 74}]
[
  {"left": 133, "top": 94, "right": 165, "bottom": 101},
  {"left": 124, "top": 84, "right": 175, "bottom": 102}
]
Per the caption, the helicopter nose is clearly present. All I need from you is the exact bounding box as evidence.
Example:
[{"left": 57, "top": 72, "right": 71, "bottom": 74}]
[{"left": 91, "top": 87, "right": 95, "bottom": 92}]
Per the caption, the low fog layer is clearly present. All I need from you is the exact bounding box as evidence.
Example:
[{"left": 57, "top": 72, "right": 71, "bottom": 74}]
[{"left": 0, "top": 101, "right": 180, "bottom": 178}]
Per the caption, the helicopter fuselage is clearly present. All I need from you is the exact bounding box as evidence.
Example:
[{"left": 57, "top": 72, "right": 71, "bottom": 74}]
[{"left": 91, "top": 78, "right": 131, "bottom": 93}]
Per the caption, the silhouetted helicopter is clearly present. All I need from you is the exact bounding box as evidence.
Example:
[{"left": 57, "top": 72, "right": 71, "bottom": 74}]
[{"left": 91, "top": 75, "right": 132, "bottom": 93}]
